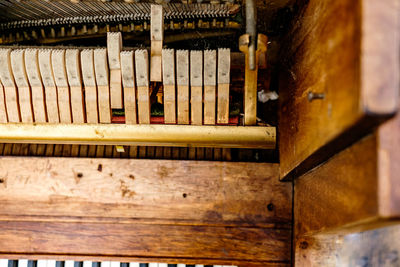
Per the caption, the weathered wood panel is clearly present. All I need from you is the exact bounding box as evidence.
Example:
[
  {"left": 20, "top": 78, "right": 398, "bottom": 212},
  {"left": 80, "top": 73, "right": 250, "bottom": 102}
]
[
  {"left": 295, "top": 224, "right": 400, "bottom": 267},
  {"left": 0, "top": 158, "right": 290, "bottom": 227},
  {"left": 294, "top": 101, "right": 400, "bottom": 237},
  {"left": 0, "top": 221, "right": 290, "bottom": 264},
  {"left": 279, "top": 0, "right": 399, "bottom": 179}
]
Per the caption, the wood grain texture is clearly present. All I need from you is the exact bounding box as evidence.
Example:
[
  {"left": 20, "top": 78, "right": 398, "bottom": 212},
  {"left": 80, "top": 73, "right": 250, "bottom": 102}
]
[
  {"left": 295, "top": 128, "right": 400, "bottom": 237},
  {"left": 279, "top": 0, "right": 400, "bottom": 180},
  {"left": 0, "top": 158, "right": 291, "bottom": 265},
  {"left": 0, "top": 221, "right": 290, "bottom": 264},
  {"left": 295, "top": 224, "right": 400, "bottom": 267},
  {"left": 0, "top": 158, "right": 290, "bottom": 226}
]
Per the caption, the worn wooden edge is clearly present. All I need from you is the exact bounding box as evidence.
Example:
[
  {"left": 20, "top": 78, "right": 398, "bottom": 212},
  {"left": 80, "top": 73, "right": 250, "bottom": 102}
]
[
  {"left": 0, "top": 221, "right": 291, "bottom": 263},
  {"left": 280, "top": 115, "right": 390, "bottom": 180},
  {"left": 278, "top": 0, "right": 399, "bottom": 180},
  {"left": 0, "top": 123, "right": 275, "bottom": 149}
]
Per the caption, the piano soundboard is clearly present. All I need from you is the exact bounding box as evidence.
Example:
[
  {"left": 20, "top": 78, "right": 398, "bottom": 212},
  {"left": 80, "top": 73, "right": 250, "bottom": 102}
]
[{"left": 0, "top": 260, "right": 236, "bottom": 267}]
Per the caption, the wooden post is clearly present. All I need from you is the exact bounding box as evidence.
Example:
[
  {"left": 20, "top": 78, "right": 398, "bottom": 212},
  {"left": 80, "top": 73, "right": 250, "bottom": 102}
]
[
  {"left": 190, "top": 50, "right": 203, "bottom": 125},
  {"left": 52, "top": 49, "right": 72, "bottom": 123},
  {"left": 94, "top": 48, "right": 111, "bottom": 124},
  {"left": 135, "top": 49, "right": 150, "bottom": 124},
  {"left": 81, "top": 49, "right": 99, "bottom": 124},
  {"left": 0, "top": 48, "right": 20, "bottom": 122},
  {"left": 66, "top": 49, "right": 85, "bottom": 123},
  {"left": 38, "top": 49, "right": 59, "bottom": 123},
  {"left": 107, "top": 32, "right": 123, "bottom": 109},
  {"left": 120, "top": 50, "right": 137, "bottom": 124},
  {"left": 162, "top": 49, "right": 176, "bottom": 124},
  {"left": 203, "top": 50, "right": 217, "bottom": 125},
  {"left": 217, "top": 48, "right": 230, "bottom": 124},
  {"left": 176, "top": 50, "right": 189, "bottom": 124},
  {"left": 239, "top": 34, "right": 267, "bottom": 126},
  {"left": 10, "top": 49, "right": 34, "bottom": 122},
  {"left": 150, "top": 5, "right": 163, "bottom": 82},
  {"left": 25, "top": 48, "right": 47, "bottom": 123}
]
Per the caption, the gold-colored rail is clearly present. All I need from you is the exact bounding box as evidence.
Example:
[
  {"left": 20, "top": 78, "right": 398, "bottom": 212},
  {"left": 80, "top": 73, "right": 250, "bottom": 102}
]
[{"left": 0, "top": 123, "right": 276, "bottom": 149}]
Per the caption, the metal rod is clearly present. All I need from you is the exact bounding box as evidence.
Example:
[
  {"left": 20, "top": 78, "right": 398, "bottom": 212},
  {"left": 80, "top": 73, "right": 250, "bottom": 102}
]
[
  {"left": 0, "top": 123, "right": 276, "bottom": 149},
  {"left": 245, "top": 0, "right": 256, "bottom": 70}
]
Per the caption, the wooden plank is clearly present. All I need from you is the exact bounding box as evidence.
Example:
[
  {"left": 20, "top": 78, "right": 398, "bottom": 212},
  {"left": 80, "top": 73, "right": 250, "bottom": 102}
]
[
  {"left": 0, "top": 220, "right": 290, "bottom": 264},
  {"left": 0, "top": 81, "right": 8, "bottom": 123},
  {"left": 94, "top": 48, "right": 111, "bottom": 123},
  {"left": 217, "top": 48, "right": 230, "bottom": 124},
  {"left": 120, "top": 51, "right": 137, "bottom": 124},
  {"left": 107, "top": 32, "right": 123, "bottom": 109},
  {"left": 203, "top": 50, "right": 216, "bottom": 125},
  {"left": 10, "top": 49, "right": 33, "bottom": 122},
  {"left": 66, "top": 49, "right": 85, "bottom": 123},
  {"left": 25, "top": 48, "right": 47, "bottom": 123},
  {"left": 279, "top": 0, "right": 400, "bottom": 180},
  {"left": 38, "top": 49, "right": 59, "bottom": 123},
  {"left": 52, "top": 49, "right": 72, "bottom": 123},
  {"left": 295, "top": 110, "right": 400, "bottom": 237},
  {"left": 0, "top": 158, "right": 291, "bottom": 226},
  {"left": 150, "top": 4, "right": 163, "bottom": 82},
  {"left": 190, "top": 50, "right": 203, "bottom": 125},
  {"left": 135, "top": 49, "right": 150, "bottom": 124},
  {"left": 81, "top": 49, "right": 99, "bottom": 124},
  {"left": 162, "top": 49, "right": 176, "bottom": 124},
  {"left": 176, "top": 50, "right": 189, "bottom": 124},
  {"left": 0, "top": 48, "right": 20, "bottom": 122}
]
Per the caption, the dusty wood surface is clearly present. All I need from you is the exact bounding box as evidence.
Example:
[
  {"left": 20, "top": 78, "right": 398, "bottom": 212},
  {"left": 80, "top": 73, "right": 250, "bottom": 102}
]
[
  {"left": 0, "top": 220, "right": 290, "bottom": 263},
  {"left": 0, "top": 158, "right": 290, "bottom": 226},
  {"left": 295, "top": 87, "right": 400, "bottom": 237},
  {"left": 279, "top": 0, "right": 399, "bottom": 180},
  {"left": 294, "top": 134, "right": 380, "bottom": 236},
  {"left": 0, "top": 158, "right": 291, "bottom": 265},
  {"left": 295, "top": 224, "right": 400, "bottom": 267}
]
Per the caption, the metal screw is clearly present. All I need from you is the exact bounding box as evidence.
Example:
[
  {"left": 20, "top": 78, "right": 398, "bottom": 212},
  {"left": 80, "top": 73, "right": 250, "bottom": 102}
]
[{"left": 308, "top": 92, "right": 325, "bottom": 102}]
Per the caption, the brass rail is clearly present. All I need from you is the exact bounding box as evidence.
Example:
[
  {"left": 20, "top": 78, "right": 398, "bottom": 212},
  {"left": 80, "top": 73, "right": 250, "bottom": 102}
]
[{"left": 0, "top": 123, "right": 276, "bottom": 149}]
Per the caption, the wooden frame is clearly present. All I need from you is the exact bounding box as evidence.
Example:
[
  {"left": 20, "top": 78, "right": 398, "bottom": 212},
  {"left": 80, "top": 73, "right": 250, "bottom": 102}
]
[{"left": 0, "top": 158, "right": 291, "bottom": 266}]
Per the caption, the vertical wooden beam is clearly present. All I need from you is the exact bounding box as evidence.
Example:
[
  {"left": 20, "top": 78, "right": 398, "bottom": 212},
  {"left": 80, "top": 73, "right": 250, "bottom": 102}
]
[
  {"left": 25, "top": 48, "right": 47, "bottom": 123},
  {"left": 135, "top": 49, "right": 150, "bottom": 124},
  {"left": 107, "top": 32, "right": 123, "bottom": 109},
  {"left": 66, "top": 49, "right": 85, "bottom": 123},
  {"left": 190, "top": 50, "right": 203, "bottom": 125},
  {"left": 0, "top": 49, "right": 20, "bottom": 122},
  {"left": 38, "top": 49, "right": 59, "bottom": 123},
  {"left": 120, "top": 50, "right": 137, "bottom": 124},
  {"left": 150, "top": 5, "right": 163, "bottom": 82},
  {"left": 203, "top": 50, "right": 216, "bottom": 125},
  {"left": 162, "top": 49, "right": 176, "bottom": 124},
  {"left": 10, "top": 49, "right": 34, "bottom": 122},
  {"left": 52, "top": 49, "right": 72, "bottom": 123},
  {"left": 94, "top": 48, "right": 111, "bottom": 123},
  {"left": 176, "top": 50, "right": 189, "bottom": 124},
  {"left": 217, "top": 48, "right": 230, "bottom": 124},
  {"left": 81, "top": 49, "right": 99, "bottom": 124}
]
